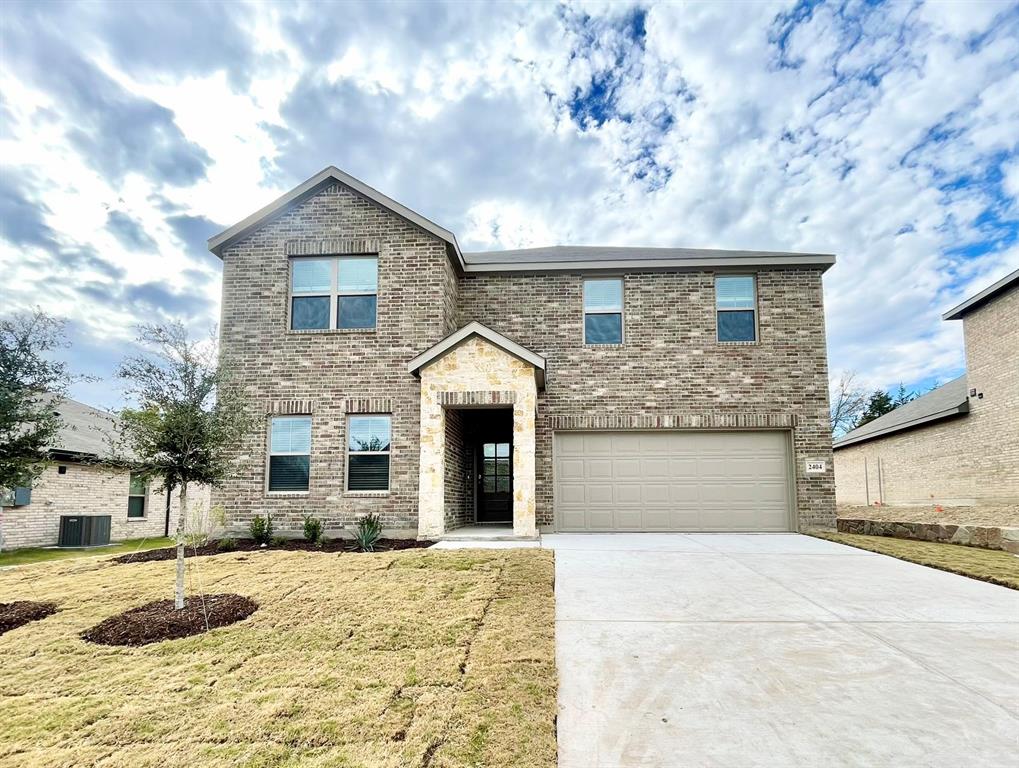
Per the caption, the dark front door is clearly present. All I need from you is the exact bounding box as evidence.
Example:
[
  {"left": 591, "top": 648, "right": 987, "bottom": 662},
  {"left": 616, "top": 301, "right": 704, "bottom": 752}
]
[{"left": 478, "top": 442, "right": 512, "bottom": 523}]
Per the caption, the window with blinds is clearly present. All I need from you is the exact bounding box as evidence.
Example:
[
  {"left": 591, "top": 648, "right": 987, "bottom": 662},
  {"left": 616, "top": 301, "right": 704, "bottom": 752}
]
[
  {"left": 128, "top": 472, "right": 147, "bottom": 517},
  {"left": 716, "top": 275, "right": 757, "bottom": 342},
  {"left": 268, "top": 416, "right": 312, "bottom": 492},
  {"left": 583, "top": 278, "right": 624, "bottom": 344},
  {"left": 291, "top": 256, "right": 378, "bottom": 330},
  {"left": 347, "top": 415, "right": 391, "bottom": 491}
]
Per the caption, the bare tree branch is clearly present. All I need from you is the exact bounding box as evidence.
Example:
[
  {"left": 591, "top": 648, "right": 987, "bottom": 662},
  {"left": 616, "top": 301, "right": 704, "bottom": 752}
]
[{"left": 829, "top": 370, "right": 868, "bottom": 437}]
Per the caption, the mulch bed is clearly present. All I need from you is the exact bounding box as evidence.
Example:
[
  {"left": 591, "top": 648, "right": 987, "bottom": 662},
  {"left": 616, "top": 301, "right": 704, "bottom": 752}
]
[
  {"left": 81, "top": 594, "right": 258, "bottom": 646},
  {"left": 112, "top": 537, "right": 433, "bottom": 565},
  {"left": 0, "top": 601, "right": 57, "bottom": 636}
]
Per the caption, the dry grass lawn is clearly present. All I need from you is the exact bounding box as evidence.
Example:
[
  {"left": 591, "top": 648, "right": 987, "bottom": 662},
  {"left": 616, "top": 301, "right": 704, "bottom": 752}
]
[
  {"left": 812, "top": 532, "right": 1019, "bottom": 590},
  {"left": 0, "top": 547, "right": 556, "bottom": 767}
]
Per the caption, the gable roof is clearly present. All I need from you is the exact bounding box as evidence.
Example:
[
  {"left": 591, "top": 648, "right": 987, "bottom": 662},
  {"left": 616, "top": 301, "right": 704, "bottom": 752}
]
[
  {"left": 208, "top": 166, "right": 836, "bottom": 275},
  {"left": 407, "top": 322, "right": 546, "bottom": 389},
  {"left": 942, "top": 268, "right": 1019, "bottom": 320},
  {"left": 46, "top": 396, "right": 120, "bottom": 460},
  {"left": 462, "top": 245, "right": 836, "bottom": 273},
  {"left": 208, "top": 166, "right": 465, "bottom": 268},
  {"left": 832, "top": 376, "right": 970, "bottom": 449}
]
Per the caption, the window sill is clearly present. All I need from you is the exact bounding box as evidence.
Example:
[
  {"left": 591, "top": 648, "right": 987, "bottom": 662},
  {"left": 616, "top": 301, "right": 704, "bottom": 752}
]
[
  {"left": 265, "top": 491, "right": 310, "bottom": 498},
  {"left": 287, "top": 328, "right": 377, "bottom": 335},
  {"left": 717, "top": 340, "right": 759, "bottom": 346},
  {"left": 583, "top": 342, "right": 625, "bottom": 349},
  {"left": 343, "top": 490, "right": 390, "bottom": 498},
  {"left": 127, "top": 517, "right": 147, "bottom": 521}
]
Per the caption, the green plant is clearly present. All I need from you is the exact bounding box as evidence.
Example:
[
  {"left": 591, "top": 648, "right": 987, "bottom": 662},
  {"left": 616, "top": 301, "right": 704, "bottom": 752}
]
[
  {"left": 250, "top": 514, "right": 273, "bottom": 545},
  {"left": 352, "top": 513, "right": 383, "bottom": 552},
  {"left": 303, "top": 514, "right": 323, "bottom": 544},
  {"left": 216, "top": 537, "right": 237, "bottom": 552},
  {"left": 270, "top": 536, "right": 288, "bottom": 547}
]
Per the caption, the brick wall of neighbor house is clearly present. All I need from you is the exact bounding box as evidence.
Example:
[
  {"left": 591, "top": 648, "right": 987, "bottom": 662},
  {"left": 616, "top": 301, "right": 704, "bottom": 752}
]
[
  {"left": 215, "top": 183, "right": 455, "bottom": 536},
  {"left": 834, "top": 286, "right": 1019, "bottom": 506},
  {"left": 0, "top": 462, "right": 212, "bottom": 550},
  {"left": 458, "top": 269, "right": 835, "bottom": 529}
]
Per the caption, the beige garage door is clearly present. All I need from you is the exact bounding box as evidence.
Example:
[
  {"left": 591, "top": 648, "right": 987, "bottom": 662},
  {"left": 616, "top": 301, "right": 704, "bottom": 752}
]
[{"left": 554, "top": 431, "right": 792, "bottom": 532}]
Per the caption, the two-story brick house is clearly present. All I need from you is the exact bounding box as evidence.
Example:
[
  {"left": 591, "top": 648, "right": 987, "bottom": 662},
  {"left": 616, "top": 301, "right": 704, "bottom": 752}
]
[
  {"left": 833, "top": 269, "right": 1019, "bottom": 506},
  {"left": 209, "top": 166, "right": 836, "bottom": 539}
]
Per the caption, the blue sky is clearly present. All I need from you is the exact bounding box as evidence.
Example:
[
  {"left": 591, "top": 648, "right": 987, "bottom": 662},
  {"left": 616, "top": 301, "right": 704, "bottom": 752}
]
[{"left": 1, "top": 0, "right": 1017, "bottom": 409}]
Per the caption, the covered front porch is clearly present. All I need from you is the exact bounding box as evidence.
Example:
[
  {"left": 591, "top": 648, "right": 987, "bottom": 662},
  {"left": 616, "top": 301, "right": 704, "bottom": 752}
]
[{"left": 408, "top": 323, "right": 545, "bottom": 541}]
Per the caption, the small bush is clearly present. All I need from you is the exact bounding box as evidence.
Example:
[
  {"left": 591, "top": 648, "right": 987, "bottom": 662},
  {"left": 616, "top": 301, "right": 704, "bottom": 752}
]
[
  {"left": 216, "top": 537, "right": 237, "bottom": 552},
  {"left": 353, "top": 513, "right": 383, "bottom": 552},
  {"left": 270, "top": 536, "right": 288, "bottom": 547},
  {"left": 303, "top": 515, "right": 323, "bottom": 544},
  {"left": 250, "top": 515, "right": 273, "bottom": 545}
]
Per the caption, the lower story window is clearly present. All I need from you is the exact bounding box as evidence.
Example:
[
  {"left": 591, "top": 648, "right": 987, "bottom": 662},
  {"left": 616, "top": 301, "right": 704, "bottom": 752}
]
[
  {"left": 347, "top": 415, "right": 391, "bottom": 491},
  {"left": 269, "top": 416, "right": 312, "bottom": 492},
  {"left": 128, "top": 473, "right": 146, "bottom": 517}
]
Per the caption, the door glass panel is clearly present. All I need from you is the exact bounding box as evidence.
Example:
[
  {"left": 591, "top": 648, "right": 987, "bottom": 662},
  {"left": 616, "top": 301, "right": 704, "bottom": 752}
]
[
  {"left": 483, "top": 475, "right": 496, "bottom": 493},
  {"left": 496, "top": 443, "right": 509, "bottom": 457},
  {"left": 497, "top": 476, "right": 510, "bottom": 492},
  {"left": 483, "top": 458, "right": 496, "bottom": 477},
  {"left": 496, "top": 457, "right": 510, "bottom": 476},
  {"left": 483, "top": 443, "right": 495, "bottom": 458}
]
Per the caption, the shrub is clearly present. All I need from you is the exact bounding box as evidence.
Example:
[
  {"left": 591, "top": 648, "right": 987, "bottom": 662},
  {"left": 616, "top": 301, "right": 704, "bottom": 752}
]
[
  {"left": 216, "top": 537, "right": 237, "bottom": 552},
  {"left": 353, "top": 513, "right": 383, "bottom": 552},
  {"left": 250, "top": 514, "right": 273, "bottom": 545},
  {"left": 270, "top": 536, "right": 288, "bottom": 547},
  {"left": 303, "top": 514, "right": 323, "bottom": 544}
]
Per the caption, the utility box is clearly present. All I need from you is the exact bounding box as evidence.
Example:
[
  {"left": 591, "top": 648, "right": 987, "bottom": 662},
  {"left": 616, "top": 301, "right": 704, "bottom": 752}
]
[{"left": 58, "top": 515, "right": 111, "bottom": 547}]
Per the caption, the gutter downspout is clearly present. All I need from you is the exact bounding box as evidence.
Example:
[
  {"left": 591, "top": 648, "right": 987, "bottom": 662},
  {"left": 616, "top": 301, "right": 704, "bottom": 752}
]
[{"left": 164, "top": 489, "right": 172, "bottom": 538}]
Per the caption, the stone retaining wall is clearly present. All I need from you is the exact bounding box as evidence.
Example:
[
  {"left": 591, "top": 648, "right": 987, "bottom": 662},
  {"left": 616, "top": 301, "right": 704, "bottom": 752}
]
[{"left": 838, "top": 518, "right": 1019, "bottom": 554}]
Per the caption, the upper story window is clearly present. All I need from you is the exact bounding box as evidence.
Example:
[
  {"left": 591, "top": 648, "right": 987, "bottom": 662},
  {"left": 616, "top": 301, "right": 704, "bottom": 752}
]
[
  {"left": 128, "top": 473, "right": 147, "bottom": 517},
  {"left": 716, "top": 275, "right": 757, "bottom": 342},
  {"left": 347, "top": 415, "right": 391, "bottom": 492},
  {"left": 268, "top": 416, "right": 311, "bottom": 492},
  {"left": 584, "top": 278, "right": 624, "bottom": 345},
  {"left": 290, "top": 256, "right": 378, "bottom": 331}
]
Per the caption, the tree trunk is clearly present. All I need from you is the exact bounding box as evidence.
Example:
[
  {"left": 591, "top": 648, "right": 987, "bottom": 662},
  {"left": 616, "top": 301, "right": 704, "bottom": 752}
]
[{"left": 175, "top": 481, "right": 188, "bottom": 610}]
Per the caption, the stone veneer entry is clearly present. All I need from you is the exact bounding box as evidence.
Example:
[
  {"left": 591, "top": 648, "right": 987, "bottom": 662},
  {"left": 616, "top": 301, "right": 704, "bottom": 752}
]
[{"left": 417, "top": 336, "right": 539, "bottom": 539}]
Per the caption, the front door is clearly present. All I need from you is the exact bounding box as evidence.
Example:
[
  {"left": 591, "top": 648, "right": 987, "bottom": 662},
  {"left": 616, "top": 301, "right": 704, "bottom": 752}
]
[{"left": 477, "top": 441, "right": 512, "bottom": 523}]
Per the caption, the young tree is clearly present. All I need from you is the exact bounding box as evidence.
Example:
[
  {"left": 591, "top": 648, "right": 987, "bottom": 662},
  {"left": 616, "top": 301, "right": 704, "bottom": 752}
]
[
  {"left": 829, "top": 371, "right": 868, "bottom": 437},
  {"left": 854, "top": 389, "right": 895, "bottom": 428},
  {"left": 116, "top": 323, "right": 253, "bottom": 609},
  {"left": 0, "top": 310, "right": 72, "bottom": 491}
]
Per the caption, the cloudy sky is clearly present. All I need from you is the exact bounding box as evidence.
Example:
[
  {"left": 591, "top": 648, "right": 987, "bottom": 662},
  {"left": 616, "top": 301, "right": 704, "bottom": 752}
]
[{"left": 1, "top": 0, "right": 1017, "bottom": 409}]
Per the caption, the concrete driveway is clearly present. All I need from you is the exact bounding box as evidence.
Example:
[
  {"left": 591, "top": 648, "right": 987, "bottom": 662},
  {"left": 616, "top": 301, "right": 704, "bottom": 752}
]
[{"left": 545, "top": 533, "right": 1019, "bottom": 768}]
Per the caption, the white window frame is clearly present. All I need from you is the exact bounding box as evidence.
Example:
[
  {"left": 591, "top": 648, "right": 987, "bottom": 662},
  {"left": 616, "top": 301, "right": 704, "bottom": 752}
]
[
  {"left": 583, "top": 277, "right": 625, "bottom": 345},
  {"left": 345, "top": 414, "right": 392, "bottom": 493},
  {"left": 127, "top": 472, "right": 147, "bottom": 518},
  {"left": 266, "top": 415, "right": 312, "bottom": 494},
  {"left": 289, "top": 255, "right": 378, "bottom": 331},
  {"left": 715, "top": 274, "right": 759, "bottom": 343}
]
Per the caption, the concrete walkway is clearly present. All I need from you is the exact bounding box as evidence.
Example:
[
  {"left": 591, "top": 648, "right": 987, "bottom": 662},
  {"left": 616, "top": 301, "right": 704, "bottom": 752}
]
[{"left": 546, "top": 533, "right": 1019, "bottom": 768}]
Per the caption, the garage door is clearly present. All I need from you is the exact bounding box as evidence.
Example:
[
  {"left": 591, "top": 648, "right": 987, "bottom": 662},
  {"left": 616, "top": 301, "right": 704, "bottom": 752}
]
[{"left": 554, "top": 431, "right": 792, "bottom": 532}]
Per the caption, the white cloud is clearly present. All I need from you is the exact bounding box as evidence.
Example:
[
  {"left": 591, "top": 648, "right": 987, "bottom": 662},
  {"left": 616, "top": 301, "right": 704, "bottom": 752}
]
[{"left": 1, "top": 0, "right": 1017, "bottom": 406}]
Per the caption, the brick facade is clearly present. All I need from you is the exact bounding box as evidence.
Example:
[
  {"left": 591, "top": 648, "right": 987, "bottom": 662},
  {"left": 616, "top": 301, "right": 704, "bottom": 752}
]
[
  {"left": 834, "top": 284, "right": 1019, "bottom": 505},
  {"left": 215, "top": 181, "right": 835, "bottom": 535},
  {"left": 0, "top": 462, "right": 211, "bottom": 551},
  {"left": 458, "top": 269, "right": 834, "bottom": 529}
]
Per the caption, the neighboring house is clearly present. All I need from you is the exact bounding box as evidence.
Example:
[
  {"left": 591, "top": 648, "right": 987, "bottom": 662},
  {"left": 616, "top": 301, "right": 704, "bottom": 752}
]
[
  {"left": 0, "top": 397, "right": 210, "bottom": 551},
  {"left": 833, "top": 269, "right": 1019, "bottom": 506},
  {"left": 208, "top": 166, "right": 836, "bottom": 539}
]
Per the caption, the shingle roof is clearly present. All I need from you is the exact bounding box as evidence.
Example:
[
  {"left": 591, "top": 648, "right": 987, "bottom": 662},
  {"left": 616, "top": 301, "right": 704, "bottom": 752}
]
[
  {"left": 942, "top": 268, "right": 1019, "bottom": 320},
  {"left": 207, "top": 166, "right": 836, "bottom": 274},
  {"left": 462, "top": 245, "right": 835, "bottom": 272},
  {"left": 45, "top": 396, "right": 120, "bottom": 459},
  {"left": 833, "top": 376, "right": 970, "bottom": 449}
]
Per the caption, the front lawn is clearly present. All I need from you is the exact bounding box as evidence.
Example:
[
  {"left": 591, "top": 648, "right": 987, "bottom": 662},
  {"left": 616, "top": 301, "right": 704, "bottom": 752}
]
[
  {"left": 0, "top": 547, "right": 557, "bottom": 767},
  {"left": 812, "top": 531, "right": 1019, "bottom": 590},
  {"left": 0, "top": 537, "right": 174, "bottom": 568}
]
